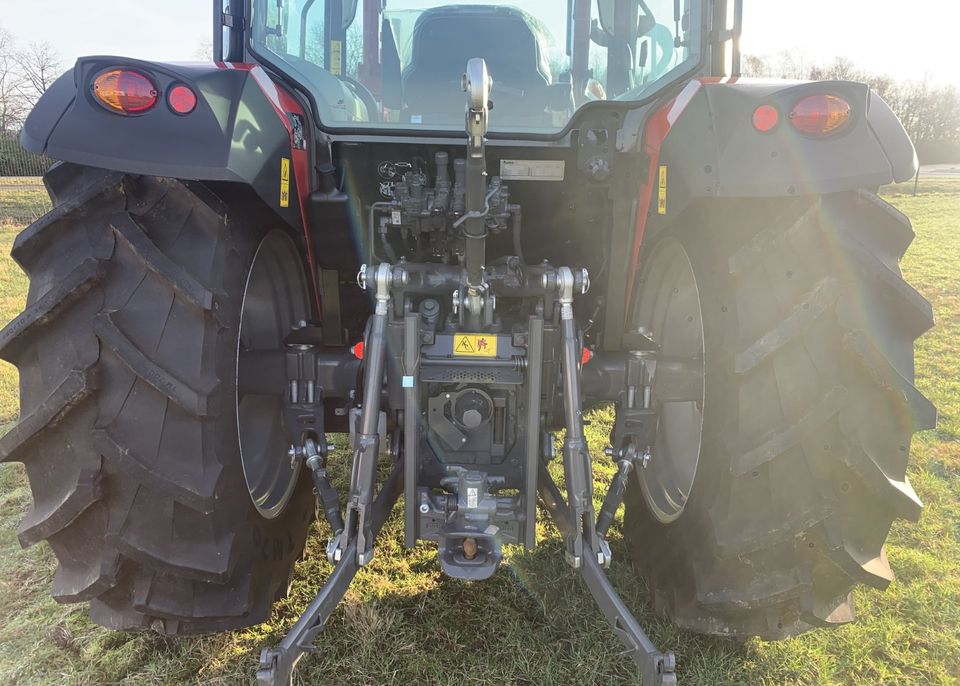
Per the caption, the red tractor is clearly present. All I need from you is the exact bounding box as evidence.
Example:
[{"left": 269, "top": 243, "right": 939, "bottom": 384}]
[{"left": 6, "top": 0, "right": 933, "bottom": 683}]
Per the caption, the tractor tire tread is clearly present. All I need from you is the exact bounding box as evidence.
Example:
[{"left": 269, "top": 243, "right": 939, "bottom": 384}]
[
  {"left": 4, "top": 163, "right": 313, "bottom": 634},
  {"left": 625, "top": 190, "right": 932, "bottom": 639}
]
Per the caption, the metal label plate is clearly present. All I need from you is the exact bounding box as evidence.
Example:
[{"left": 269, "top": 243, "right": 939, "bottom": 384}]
[{"left": 499, "top": 159, "right": 565, "bottom": 181}]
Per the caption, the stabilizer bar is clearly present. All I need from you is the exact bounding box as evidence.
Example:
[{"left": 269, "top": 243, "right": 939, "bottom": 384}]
[
  {"left": 257, "top": 459, "right": 403, "bottom": 686},
  {"left": 538, "top": 462, "right": 677, "bottom": 686}
]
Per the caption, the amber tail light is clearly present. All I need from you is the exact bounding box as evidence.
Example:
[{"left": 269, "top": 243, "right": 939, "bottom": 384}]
[
  {"left": 789, "top": 94, "right": 852, "bottom": 136},
  {"left": 93, "top": 69, "right": 158, "bottom": 115}
]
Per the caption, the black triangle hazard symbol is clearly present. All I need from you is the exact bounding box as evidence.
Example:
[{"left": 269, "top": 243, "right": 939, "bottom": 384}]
[{"left": 456, "top": 336, "right": 474, "bottom": 353}]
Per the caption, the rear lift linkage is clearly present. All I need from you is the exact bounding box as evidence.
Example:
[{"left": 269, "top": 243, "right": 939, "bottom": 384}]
[{"left": 257, "top": 58, "right": 675, "bottom": 686}]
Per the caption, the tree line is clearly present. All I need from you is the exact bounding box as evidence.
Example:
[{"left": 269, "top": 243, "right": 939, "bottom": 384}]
[
  {"left": 0, "top": 27, "right": 61, "bottom": 133},
  {"left": 743, "top": 52, "right": 960, "bottom": 164},
  {"left": 0, "top": 27, "right": 60, "bottom": 175}
]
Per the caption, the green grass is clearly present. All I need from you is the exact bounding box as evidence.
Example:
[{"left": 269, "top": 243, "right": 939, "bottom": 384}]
[
  {"left": 0, "top": 180, "right": 957, "bottom": 685},
  {"left": 0, "top": 177, "right": 45, "bottom": 186}
]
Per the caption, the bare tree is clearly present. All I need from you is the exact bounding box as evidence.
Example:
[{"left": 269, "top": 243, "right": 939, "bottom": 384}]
[
  {"left": 345, "top": 22, "right": 363, "bottom": 78},
  {"left": 194, "top": 39, "right": 213, "bottom": 61},
  {"left": 741, "top": 53, "right": 771, "bottom": 78},
  {"left": 0, "top": 28, "right": 27, "bottom": 132},
  {"left": 14, "top": 41, "right": 62, "bottom": 107},
  {"left": 774, "top": 50, "right": 807, "bottom": 80}
]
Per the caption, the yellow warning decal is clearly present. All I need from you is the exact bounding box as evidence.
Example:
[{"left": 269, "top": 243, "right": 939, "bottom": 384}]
[
  {"left": 657, "top": 165, "right": 667, "bottom": 215},
  {"left": 453, "top": 333, "right": 498, "bottom": 358},
  {"left": 280, "top": 157, "right": 291, "bottom": 208},
  {"left": 330, "top": 40, "right": 343, "bottom": 75}
]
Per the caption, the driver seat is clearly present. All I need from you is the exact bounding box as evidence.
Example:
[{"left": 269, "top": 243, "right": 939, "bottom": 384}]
[{"left": 402, "top": 5, "right": 552, "bottom": 125}]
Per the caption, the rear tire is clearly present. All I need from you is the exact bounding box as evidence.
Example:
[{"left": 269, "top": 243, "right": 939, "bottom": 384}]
[
  {"left": 0, "top": 164, "right": 314, "bottom": 633},
  {"left": 623, "top": 190, "right": 935, "bottom": 638}
]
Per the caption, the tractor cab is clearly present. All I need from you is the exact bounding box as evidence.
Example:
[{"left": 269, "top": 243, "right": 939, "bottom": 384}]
[{"left": 247, "top": 0, "right": 700, "bottom": 133}]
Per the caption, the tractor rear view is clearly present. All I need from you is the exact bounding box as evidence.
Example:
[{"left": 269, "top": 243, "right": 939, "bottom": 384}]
[{"left": 6, "top": 0, "right": 933, "bottom": 683}]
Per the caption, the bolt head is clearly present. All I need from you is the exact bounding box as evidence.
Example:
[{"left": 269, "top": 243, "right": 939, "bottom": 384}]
[
  {"left": 326, "top": 538, "right": 341, "bottom": 564},
  {"left": 641, "top": 448, "right": 652, "bottom": 468}
]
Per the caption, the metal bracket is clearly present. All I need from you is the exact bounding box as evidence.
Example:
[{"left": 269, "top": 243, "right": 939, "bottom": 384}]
[
  {"left": 281, "top": 327, "right": 325, "bottom": 459},
  {"left": 463, "top": 57, "right": 491, "bottom": 159},
  {"left": 222, "top": 11, "right": 245, "bottom": 29},
  {"left": 595, "top": 442, "right": 651, "bottom": 538}
]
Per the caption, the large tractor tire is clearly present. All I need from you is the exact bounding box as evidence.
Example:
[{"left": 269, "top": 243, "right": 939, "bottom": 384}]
[
  {"left": 0, "top": 164, "right": 315, "bottom": 633},
  {"left": 623, "top": 190, "right": 935, "bottom": 638}
]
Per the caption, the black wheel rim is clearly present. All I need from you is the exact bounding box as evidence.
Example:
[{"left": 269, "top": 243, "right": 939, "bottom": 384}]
[
  {"left": 633, "top": 238, "right": 705, "bottom": 523},
  {"left": 236, "top": 231, "right": 310, "bottom": 519}
]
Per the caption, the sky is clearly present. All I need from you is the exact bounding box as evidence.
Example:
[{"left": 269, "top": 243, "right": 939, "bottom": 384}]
[
  {"left": 0, "top": 0, "right": 958, "bottom": 88},
  {"left": 740, "top": 1, "right": 960, "bottom": 87}
]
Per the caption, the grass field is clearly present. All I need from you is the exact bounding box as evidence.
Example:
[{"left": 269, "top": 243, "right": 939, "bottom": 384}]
[{"left": 0, "top": 178, "right": 957, "bottom": 685}]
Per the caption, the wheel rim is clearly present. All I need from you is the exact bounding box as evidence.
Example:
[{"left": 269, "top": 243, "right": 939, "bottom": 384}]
[
  {"left": 633, "top": 238, "right": 705, "bottom": 523},
  {"left": 236, "top": 231, "right": 310, "bottom": 519}
]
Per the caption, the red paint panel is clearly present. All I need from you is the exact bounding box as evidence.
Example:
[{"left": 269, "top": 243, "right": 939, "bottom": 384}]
[
  {"left": 623, "top": 80, "right": 703, "bottom": 320},
  {"left": 216, "top": 62, "right": 321, "bottom": 313},
  {"left": 275, "top": 85, "right": 321, "bottom": 313}
]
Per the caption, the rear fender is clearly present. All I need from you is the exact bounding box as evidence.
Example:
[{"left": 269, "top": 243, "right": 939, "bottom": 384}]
[
  {"left": 21, "top": 57, "right": 311, "bottom": 231},
  {"left": 615, "top": 77, "right": 918, "bottom": 341},
  {"left": 657, "top": 78, "right": 917, "bottom": 208}
]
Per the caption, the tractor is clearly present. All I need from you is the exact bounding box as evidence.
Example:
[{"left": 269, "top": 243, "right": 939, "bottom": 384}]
[{"left": 5, "top": 0, "right": 934, "bottom": 683}]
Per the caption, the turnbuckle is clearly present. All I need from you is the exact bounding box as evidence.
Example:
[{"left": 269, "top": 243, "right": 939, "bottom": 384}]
[{"left": 554, "top": 267, "right": 609, "bottom": 568}]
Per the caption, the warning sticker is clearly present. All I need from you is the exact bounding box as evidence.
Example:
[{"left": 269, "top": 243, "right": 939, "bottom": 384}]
[
  {"left": 453, "top": 333, "right": 498, "bottom": 358},
  {"left": 657, "top": 165, "right": 667, "bottom": 215},
  {"left": 280, "top": 157, "right": 291, "bottom": 208},
  {"left": 330, "top": 40, "right": 343, "bottom": 75}
]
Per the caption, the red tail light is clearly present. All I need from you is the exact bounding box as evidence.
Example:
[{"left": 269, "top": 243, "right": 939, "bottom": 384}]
[
  {"left": 789, "top": 94, "right": 851, "bottom": 136},
  {"left": 752, "top": 104, "right": 779, "bottom": 132},
  {"left": 581, "top": 346, "right": 593, "bottom": 366},
  {"left": 93, "top": 69, "right": 158, "bottom": 114},
  {"left": 168, "top": 84, "right": 198, "bottom": 115},
  {"left": 351, "top": 341, "right": 365, "bottom": 360}
]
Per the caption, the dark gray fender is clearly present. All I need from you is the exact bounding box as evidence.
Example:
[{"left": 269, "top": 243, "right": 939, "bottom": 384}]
[
  {"left": 657, "top": 79, "right": 917, "bottom": 208},
  {"left": 21, "top": 57, "right": 306, "bottom": 228}
]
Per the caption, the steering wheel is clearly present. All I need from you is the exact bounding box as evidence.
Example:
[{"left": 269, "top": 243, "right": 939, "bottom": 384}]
[
  {"left": 340, "top": 75, "right": 380, "bottom": 123},
  {"left": 645, "top": 24, "right": 676, "bottom": 79}
]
